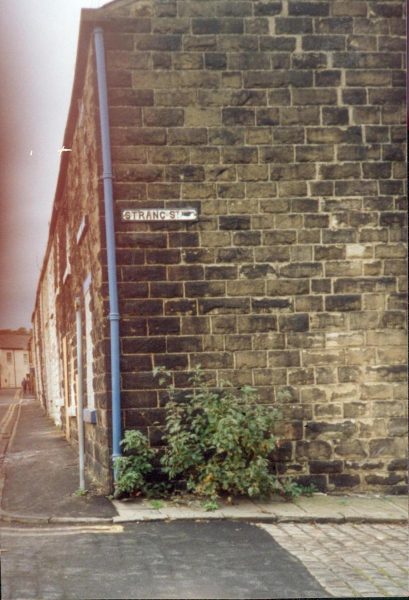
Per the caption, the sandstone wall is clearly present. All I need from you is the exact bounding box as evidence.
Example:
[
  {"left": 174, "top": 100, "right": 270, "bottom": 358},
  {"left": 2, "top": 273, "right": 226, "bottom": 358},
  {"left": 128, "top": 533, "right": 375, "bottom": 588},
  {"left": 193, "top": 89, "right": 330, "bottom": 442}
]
[
  {"left": 104, "top": 0, "right": 407, "bottom": 493},
  {"left": 32, "top": 43, "right": 113, "bottom": 490},
  {"left": 32, "top": 0, "right": 407, "bottom": 494}
]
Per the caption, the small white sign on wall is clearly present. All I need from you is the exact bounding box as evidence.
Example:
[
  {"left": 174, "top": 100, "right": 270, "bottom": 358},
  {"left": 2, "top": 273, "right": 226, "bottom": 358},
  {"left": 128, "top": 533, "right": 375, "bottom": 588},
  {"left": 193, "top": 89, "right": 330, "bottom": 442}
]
[{"left": 122, "top": 208, "right": 198, "bottom": 222}]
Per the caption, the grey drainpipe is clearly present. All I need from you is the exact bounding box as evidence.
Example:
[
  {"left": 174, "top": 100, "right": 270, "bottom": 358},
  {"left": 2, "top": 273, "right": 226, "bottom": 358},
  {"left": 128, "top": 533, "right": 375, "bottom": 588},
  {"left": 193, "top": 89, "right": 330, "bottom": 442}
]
[
  {"left": 75, "top": 297, "right": 85, "bottom": 490},
  {"left": 93, "top": 27, "right": 122, "bottom": 476}
]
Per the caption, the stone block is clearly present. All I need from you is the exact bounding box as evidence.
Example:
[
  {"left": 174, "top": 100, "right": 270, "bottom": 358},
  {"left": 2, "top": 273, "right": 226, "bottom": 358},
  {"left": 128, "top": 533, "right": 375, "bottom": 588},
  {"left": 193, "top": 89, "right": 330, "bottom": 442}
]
[
  {"left": 373, "top": 401, "right": 406, "bottom": 418},
  {"left": 316, "top": 367, "right": 338, "bottom": 384},
  {"left": 279, "top": 314, "right": 309, "bottom": 333},
  {"left": 335, "top": 439, "right": 367, "bottom": 458},
  {"left": 315, "top": 404, "right": 342, "bottom": 418},
  {"left": 325, "top": 295, "right": 362, "bottom": 312},
  {"left": 329, "top": 474, "right": 361, "bottom": 488},
  {"left": 251, "top": 297, "right": 292, "bottom": 312},
  {"left": 274, "top": 421, "right": 303, "bottom": 440},
  {"left": 306, "top": 420, "right": 358, "bottom": 440},
  {"left": 190, "top": 352, "right": 233, "bottom": 370},
  {"left": 302, "top": 349, "right": 344, "bottom": 366},
  {"left": 377, "top": 347, "right": 407, "bottom": 365},
  {"left": 310, "top": 460, "right": 343, "bottom": 474},
  {"left": 387, "top": 418, "right": 408, "bottom": 437},
  {"left": 345, "top": 347, "right": 376, "bottom": 366},
  {"left": 326, "top": 332, "right": 364, "bottom": 348},
  {"left": 288, "top": 368, "right": 314, "bottom": 385},
  {"left": 296, "top": 440, "right": 332, "bottom": 460},
  {"left": 369, "top": 438, "right": 407, "bottom": 458},
  {"left": 343, "top": 402, "right": 370, "bottom": 418},
  {"left": 238, "top": 315, "right": 278, "bottom": 333},
  {"left": 236, "top": 351, "right": 267, "bottom": 369}
]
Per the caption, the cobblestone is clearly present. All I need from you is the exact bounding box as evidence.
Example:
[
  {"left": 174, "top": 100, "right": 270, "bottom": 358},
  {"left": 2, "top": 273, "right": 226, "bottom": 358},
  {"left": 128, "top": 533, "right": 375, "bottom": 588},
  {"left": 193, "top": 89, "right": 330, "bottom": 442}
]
[{"left": 260, "top": 523, "right": 408, "bottom": 598}]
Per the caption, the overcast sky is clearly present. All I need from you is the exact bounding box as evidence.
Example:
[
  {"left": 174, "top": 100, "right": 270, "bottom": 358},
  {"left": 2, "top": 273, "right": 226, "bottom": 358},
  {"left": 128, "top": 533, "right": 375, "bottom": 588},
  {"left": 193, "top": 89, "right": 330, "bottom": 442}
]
[{"left": 0, "top": 0, "right": 106, "bottom": 330}]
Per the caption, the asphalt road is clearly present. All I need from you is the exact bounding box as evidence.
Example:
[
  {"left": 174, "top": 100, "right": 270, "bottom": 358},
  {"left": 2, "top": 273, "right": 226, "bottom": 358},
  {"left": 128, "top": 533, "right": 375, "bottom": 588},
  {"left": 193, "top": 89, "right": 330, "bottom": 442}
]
[
  {"left": 0, "top": 389, "right": 19, "bottom": 421},
  {"left": 1, "top": 521, "right": 329, "bottom": 599},
  {"left": 0, "top": 389, "right": 327, "bottom": 600}
]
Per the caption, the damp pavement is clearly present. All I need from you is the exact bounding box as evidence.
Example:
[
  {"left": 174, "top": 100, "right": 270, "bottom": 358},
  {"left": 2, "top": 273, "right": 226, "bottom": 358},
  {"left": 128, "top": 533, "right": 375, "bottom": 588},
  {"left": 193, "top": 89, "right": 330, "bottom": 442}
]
[
  {"left": 0, "top": 390, "right": 115, "bottom": 523},
  {"left": 0, "top": 389, "right": 407, "bottom": 599}
]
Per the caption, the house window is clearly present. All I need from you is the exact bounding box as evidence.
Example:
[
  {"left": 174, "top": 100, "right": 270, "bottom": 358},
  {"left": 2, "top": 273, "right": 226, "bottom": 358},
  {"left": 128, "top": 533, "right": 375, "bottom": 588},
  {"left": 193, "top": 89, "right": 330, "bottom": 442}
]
[
  {"left": 24, "top": 353, "right": 29, "bottom": 364},
  {"left": 6, "top": 352, "right": 12, "bottom": 364}
]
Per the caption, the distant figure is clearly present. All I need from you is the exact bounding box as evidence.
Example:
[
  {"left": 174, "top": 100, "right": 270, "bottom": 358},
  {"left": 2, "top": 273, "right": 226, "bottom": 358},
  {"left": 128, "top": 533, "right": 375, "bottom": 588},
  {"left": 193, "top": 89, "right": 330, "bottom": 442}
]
[{"left": 21, "top": 378, "right": 27, "bottom": 395}]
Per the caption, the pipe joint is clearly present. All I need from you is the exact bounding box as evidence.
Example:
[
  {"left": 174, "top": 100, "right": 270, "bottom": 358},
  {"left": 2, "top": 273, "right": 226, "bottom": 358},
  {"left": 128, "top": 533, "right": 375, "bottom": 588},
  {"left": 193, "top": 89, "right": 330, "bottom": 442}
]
[
  {"left": 108, "top": 313, "right": 120, "bottom": 322},
  {"left": 100, "top": 172, "right": 114, "bottom": 180}
]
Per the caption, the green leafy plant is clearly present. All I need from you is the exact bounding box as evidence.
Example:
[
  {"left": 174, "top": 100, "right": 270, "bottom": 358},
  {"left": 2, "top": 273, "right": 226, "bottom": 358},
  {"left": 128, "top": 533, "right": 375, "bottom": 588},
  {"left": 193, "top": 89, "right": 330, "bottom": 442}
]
[
  {"left": 160, "top": 365, "right": 282, "bottom": 501},
  {"left": 153, "top": 365, "right": 171, "bottom": 386},
  {"left": 114, "top": 430, "right": 156, "bottom": 495},
  {"left": 280, "top": 479, "right": 303, "bottom": 500},
  {"left": 113, "top": 367, "right": 317, "bottom": 504},
  {"left": 302, "top": 484, "right": 317, "bottom": 497},
  {"left": 276, "top": 389, "right": 293, "bottom": 402},
  {"left": 203, "top": 500, "right": 219, "bottom": 512},
  {"left": 280, "top": 480, "right": 317, "bottom": 501},
  {"left": 75, "top": 488, "right": 87, "bottom": 497}
]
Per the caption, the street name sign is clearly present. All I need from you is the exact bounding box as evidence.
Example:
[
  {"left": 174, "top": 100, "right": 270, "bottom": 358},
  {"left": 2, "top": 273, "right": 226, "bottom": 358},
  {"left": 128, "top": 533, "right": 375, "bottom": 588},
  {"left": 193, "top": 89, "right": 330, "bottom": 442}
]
[{"left": 122, "top": 208, "right": 198, "bottom": 222}]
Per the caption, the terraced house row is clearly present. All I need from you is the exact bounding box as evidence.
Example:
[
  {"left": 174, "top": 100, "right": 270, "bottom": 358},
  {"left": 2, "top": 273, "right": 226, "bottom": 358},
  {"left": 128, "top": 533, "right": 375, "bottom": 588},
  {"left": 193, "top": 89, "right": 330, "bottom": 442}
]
[{"left": 32, "top": 0, "right": 407, "bottom": 493}]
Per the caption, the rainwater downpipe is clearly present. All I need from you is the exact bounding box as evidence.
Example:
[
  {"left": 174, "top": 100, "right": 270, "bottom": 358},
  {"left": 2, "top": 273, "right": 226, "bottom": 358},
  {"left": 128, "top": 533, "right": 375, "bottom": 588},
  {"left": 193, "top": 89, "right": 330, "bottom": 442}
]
[
  {"left": 75, "top": 297, "right": 85, "bottom": 490},
  {"left": 93, "top": 27, "right": 122, "bottom": 477}
]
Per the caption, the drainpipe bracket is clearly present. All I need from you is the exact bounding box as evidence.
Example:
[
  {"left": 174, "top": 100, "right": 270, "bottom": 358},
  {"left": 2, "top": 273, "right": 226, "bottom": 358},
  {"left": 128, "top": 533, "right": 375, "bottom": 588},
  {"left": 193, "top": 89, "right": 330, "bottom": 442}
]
[{"left": 83, "top": 408, "right": 97, "bottom": 424}]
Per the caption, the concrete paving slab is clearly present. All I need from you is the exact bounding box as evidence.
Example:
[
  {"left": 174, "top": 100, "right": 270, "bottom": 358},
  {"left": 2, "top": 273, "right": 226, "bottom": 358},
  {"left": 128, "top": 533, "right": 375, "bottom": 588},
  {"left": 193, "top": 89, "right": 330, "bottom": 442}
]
[
  {"left": 215, "top": 498, "right": 265, "bottom": 518},
  {"left": 219, "top": 505, "right": 270, "bottom": 520},
  {"left": 346, "top": 497, "right": 408, "bottom": 520},
  {"left": 161, "top": 507, "right": 227, "bottom": 520},
  {"left": 385, "top": 496, "right": 408, "bottom": 514},
  {"left": 293, "top": 495, "right": 360, "bottom": 519},
  {"left": 253, "top": 499, "right": 309, "bottom": 518},
  {"left": 112, "top": 501, "right": 166, "bottom": 521},
  {"left": 111, "top": 500, "right": 153, "bottom": 512}
]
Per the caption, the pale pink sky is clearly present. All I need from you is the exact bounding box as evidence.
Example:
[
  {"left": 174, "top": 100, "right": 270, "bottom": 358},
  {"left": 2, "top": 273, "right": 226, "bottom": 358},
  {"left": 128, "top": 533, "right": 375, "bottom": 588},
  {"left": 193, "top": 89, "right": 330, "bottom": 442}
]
[{"left": 0, "top": 0, "right": 105, "bottom": 329}]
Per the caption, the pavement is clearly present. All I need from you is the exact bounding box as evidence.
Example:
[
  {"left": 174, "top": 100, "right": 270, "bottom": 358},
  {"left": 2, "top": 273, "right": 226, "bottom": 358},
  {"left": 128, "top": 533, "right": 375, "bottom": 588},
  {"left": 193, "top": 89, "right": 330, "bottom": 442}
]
[
  {"left": 0, "top": 391, "right": 407, "bottom": 526},
  {"left": 0, "top": 391, "right": 115, "bottom": 525}
]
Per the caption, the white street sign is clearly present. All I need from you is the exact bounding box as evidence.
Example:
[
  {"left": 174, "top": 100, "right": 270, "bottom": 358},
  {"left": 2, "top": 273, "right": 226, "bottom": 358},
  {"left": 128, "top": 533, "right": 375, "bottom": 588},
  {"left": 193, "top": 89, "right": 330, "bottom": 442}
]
[{"left": 122, "top": 208, "right": 198, "bottom": 222}]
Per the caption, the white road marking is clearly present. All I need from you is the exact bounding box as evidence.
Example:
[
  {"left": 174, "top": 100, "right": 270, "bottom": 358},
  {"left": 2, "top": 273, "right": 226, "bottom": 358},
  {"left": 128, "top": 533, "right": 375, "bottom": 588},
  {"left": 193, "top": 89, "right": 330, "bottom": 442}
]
[{"left": 0, "top": 524, "right": 124, "bottom": 537}]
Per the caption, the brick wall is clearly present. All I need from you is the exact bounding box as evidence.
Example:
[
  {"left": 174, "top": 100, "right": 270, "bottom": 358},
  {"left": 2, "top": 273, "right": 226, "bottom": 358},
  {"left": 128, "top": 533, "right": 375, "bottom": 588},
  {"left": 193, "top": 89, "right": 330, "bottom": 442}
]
[{"left": 102, "top": 0, "right": 407, "bottom": 493}]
